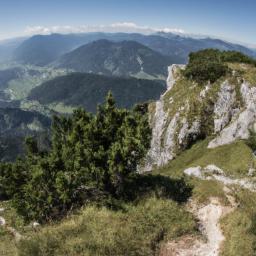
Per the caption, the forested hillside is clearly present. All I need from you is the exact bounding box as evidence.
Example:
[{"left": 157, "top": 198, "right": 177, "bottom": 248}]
[
  {"left": 28, "top": 72, "right": 166, "bottom": 112},
  {"left": 0, "top": 108, "right": 51, "bottom": 161},
  {"left": 54, "top": 39, "right": 173, "bottom": 79}
]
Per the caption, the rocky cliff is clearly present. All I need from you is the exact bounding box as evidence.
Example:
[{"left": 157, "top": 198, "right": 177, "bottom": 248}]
[{"left": 143, "top": 62, "right": 256, "bottom": 171}]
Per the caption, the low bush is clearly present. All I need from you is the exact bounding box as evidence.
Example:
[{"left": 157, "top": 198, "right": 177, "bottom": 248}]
[
  {"left": 183, "top": 49, "right": 256, "bottom": 84},
  {"left": 0, "top": 93, "right": 151, "bottom": 222},
  {"left": 183, "top": 49, "right": 229, "bottom": 84}
]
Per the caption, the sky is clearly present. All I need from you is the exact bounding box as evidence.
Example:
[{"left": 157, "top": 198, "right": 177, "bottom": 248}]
[{"left": 0, "top": 0, "right": 255, "bottom": 47}]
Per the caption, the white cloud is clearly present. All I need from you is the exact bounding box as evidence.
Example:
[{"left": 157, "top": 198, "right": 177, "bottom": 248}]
[
  {"left": 111, "top": 22, "right": 138, "bottom": 28},
  {"left": 24, "top": 22, "right": 185, "bottom": 36},
  {"left": 160, "top": 27, "right": 185, "bottom": 34}
]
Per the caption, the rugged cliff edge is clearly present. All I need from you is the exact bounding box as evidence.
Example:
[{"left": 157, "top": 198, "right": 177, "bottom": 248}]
[
  {"left": 144, "top": 57, "right": 256, "bottom": 256},
  {"left": 143, "top": 62, "right": 256, "bottom": 171}
]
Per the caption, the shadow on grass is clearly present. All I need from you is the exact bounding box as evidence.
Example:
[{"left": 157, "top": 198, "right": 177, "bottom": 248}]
[
  {"left": 121, "top": 174, "right": 193, "bottom": 204},
  {"left": 72, "top": 174, "right": 193, "bottom": 213}
]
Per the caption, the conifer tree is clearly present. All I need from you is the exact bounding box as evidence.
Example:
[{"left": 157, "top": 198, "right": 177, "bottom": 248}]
[{"left": 0, "top": 93, "right": 151, "bottom": 221}]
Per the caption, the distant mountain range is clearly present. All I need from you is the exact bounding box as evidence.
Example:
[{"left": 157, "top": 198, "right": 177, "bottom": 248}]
[
  {"left": 12, "top": 32, "right": 256, "bottom": 66},
  {"left": 54, "top": 39, "right": 172, "bottom": 79},
  {"left": 28, "top": 72, "right": 166, "bottom": 112},
  {"left": 13, "top": 34, "right": 90, "bottom": 66},
  {"left": 0, "top": 31, "right": 256, "bottom": 161}
]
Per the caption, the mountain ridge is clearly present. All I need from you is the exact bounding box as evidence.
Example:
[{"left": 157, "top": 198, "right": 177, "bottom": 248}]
[
  {"left": 13, "top": 32, "right": 256, "bottom": 66},
  {"left": 54, "top": 39, "right": 172, "bottom": 79},
  {"left": 143, "top": 51, "right": 256, "bottom": 171},
  {"left": 28, "top": 72, "right": 166, "bottom": 113}
]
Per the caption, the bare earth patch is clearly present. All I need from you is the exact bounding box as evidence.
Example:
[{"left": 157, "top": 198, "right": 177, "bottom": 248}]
[
  {"left": 161, "top": 164, "right": 248, "bottom": 256},
  {"left": 161, "top": 194, "right": 235, "bottom": 256}
]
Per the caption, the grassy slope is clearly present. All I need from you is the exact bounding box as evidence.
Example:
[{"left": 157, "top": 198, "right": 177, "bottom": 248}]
[
  {"left": 0, "top": 201, "right": 25, "bottom": 255},
  {"left": 15, "top": 198, "right": 196, "bottom": 256},
  {"left": 155, "top": 62, "right": 256, "bottom": 254},
  {"left": 221, "top": 189, "right": 256, "bottom": 256},
  {"left": 228, "top": 62, "right": 256, "bottom": 86},
  {"left": 5, "top": 138, "right": 253, "bottom": 256},
  {"left": 154, "top": 138, "right": 256, "bottom": 255},
  {"left": 1, "top": 63, "right": 256, "bottom": 255},
  {"left": 156, "top": 139, "right": 255, "bottom": 178}
]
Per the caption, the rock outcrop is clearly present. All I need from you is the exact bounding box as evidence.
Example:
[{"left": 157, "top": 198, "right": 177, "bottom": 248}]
[
  {"left": 183, "top": 164, "right": 256, "bottom": 192},
  {"left": 142, "top": 65, "right": 185, "bottom": 171},
  {"left": 143, "top": 63, "right": 256, "bottom": 171},
  {"left": 166, "top": 64, "right": 186, "bottom": 90},
  {"left": 212, "top": 81, "right": 236, "bottom": 133},
  {"left": 208, "top": 82, "right": 256, "bottom": 148},
  {"left": 143, "top": 64, "right": 205, "bottom": 171}
]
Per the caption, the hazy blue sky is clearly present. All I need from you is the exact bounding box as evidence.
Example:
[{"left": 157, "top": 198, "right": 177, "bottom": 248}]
[{"left": 0, "top": 0, "right": 255, "bottom": 46}]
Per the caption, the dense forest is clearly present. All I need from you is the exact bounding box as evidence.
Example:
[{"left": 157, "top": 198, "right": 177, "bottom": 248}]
[{"left": 28, "top": 73, "right": 165, "bottom": 112}]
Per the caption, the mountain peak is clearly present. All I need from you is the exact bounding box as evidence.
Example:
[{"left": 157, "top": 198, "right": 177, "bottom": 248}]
[{"left": 54, "top": 39, "right": 173, "bottom": 79}]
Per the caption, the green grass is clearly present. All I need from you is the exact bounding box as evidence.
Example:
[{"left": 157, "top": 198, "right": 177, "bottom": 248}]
[
  {"left": 228, "top": 63, "right": 256, "bottom": 86},
  {"left": 163, "top": 76, "right": 201, "bottom": 116},
  {"left": 156, "top": 139, "right": 255, "bottom": 178},
  {"left": 0, "top": 173, "right": 197, "bottom": 256},
  {"left": 0, "top": 230, "right": 17, "bottom": 256},
  {"left": 154, "top": 138, "right": 255, "bottom": 206},
  {"left": 0, "top": 201, "right": 25, "bottom": 230},
  {"left": 8, "top": 135, "right": 255, "bottom": 256},
  {"left": 0, "top": 201, "right": 26, "bottom": 256},
  {"left": 191, "top": 179, "right": 228, "bottom": 204},
  {"left": 221, "top": 189, "right": 256, "bottom": 256},
  {"left": 152, "top": 135, "right": 256, "bottom": 255},
  {"left": 17, "top": 197, "right": 196, "bottom": 256}
]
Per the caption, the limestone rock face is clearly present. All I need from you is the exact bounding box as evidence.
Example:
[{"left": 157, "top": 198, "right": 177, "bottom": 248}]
[
  {"left": 142, "top": 64, "right": 199, "bottom": 171},
  {"left": 213, "top": 81, "right": 236, "bottom": 133},
  {"left": 166, "top": 64, "right": 186, "bottom": 90},
  {"left": 143, "top": 63, "right": 256, "bottom": 171},
  {"left": 178, "top": 119, "right": 201, "bottom": 147},
  {"left": 142, "top": 65, "right": 183, "bottom": 171},
  {"left": 208, "top": 82, "right": 256, "bottom": 148},
  {"left": 143, "top": 99, "right": 169, "bottom": 170}
]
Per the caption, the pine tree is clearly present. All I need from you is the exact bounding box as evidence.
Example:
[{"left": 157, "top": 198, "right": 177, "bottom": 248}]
[{"left": 2, "top": 93, "right": 151, "bottom": 221}]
